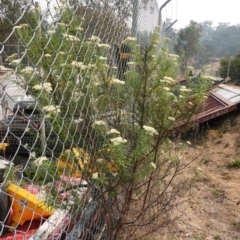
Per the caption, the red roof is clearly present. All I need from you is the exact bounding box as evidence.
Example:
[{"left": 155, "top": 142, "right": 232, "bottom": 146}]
[{"left": 175, "top": 84, "right": 240, "bottom": 131}]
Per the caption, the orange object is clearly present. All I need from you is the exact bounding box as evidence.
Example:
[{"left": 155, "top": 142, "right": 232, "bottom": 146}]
[
  {"left": 57, "top": 159, "right": 81, "bottom": 178},
  {"left": 7, "top": 184, "right": 54, "bottom": 231},
  {"left": 0, "top": 143, "right": 8, "bottom": 151}
]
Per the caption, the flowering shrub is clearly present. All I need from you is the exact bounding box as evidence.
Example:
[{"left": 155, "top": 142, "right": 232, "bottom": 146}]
[{"left": 7, "top": 1, "right": 212, "bottom": 238}]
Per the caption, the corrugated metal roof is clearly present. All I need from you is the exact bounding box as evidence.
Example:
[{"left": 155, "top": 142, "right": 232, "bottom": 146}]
[
  {"left": 174, "top": 84, "right": 240, "bottom": 131},
  {"left": 212, "top": 84, "right": 240, "bottom": 102}
]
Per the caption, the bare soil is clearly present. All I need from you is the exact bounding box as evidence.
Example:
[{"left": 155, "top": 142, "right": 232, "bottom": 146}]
[{"left": 163, "top": 112, "right": 240, "bottom": 240}]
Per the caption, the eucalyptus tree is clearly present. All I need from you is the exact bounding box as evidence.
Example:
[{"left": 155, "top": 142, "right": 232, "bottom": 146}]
[
  {"left": 174, "top": 21, "right": 202, "bottom": 75},
  {"left": 219, "top": 53, "right": 240, "bottom": 84}
]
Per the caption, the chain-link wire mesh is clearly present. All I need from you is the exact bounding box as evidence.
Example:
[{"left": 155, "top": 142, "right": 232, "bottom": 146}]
[{"left": 0, "top": 0, "right": 161, "bottom": 239}]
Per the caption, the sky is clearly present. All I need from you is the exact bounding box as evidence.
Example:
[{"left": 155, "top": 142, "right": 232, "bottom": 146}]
[
  {"left": 37, "top": 0, "right": 240, "bottom": 30},
  {"left": 158, "top": 0, "right": 240, "bottom": 29}
]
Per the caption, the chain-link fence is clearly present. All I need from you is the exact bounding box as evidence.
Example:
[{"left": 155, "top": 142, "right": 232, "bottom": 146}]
[{"left": 0, "top": 0, "right": 162, "bottom": 239}]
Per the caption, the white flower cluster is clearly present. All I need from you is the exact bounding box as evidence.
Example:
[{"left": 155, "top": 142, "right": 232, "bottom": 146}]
[
  {"left": 92, "top": 120, "right": 106, "bottom": 128},
  {"left": 143, "top": 125, "right": 158, "bottom": 136},
  {"left": 163, "top": 87, "right": 170, "bottom": 91},
  {"left": 76, "top": 27, "right": 83, "bottom": 31},
  {"left": 99, "top": 56, "right": 107, "bottom": 60},
  {"left": 34, "top": 156, "right": 48, "bottom": 165},
  {"left": 169, "top": 54, "right": 180, "bottom": 59},
  {"left": 160, "top": 76, "right": 175, "bottom": 84},
  {"left": 43, "top": 105, "right": 60, "bottom": 113},
  {"left": 62, "top": 33, "right": 80, "bottom": 42},
  {"left": 91, "top": 172, "right": 99, "bottom": 179},
  {"left": 70, "top": 61, "right": 87, "bottom": 69},
  {"left": 33, "top": 82, "right": 52, "bottom": 93},
  {"left": 122, "top": 37, "right": 137, "bottom": 43},
  {"left": 150, "top": 162, "right": 156, "bottom": 169},
  {"left": 96, "top": 158, "right": 103, "bottom": 163},
  {"left": 87, "top": 64, "right": 96, "bottom": 69},
  {"left": 168, "top": 116, "right": 175, "bottom": 121},
  {"left": 5, "top": 53, "right": 18, "bottom": 62},
  {"left": 57, "top": 22, "right": 67, "bottom": 27},
  {"left": 43, "top": 82, "right": 53, "bottom": 93},
  {"left": 13, "top": 24, "right": 28, "bottom": 30},
  {"left": 98, "top": 43, "right": 111, "bottom": 49},
  {"left": 47, "top": 29, "right": 56, "bottom": 35},
  {"left": 21, "top": 66, "right": 34, "bottom": 74},
  {"left": 179, "top": 86, "right": 192, "bottom": 92},
  {"left": 89, "top": 35, "right": 101, "bottom": 43},
  {"left": 106, "top": 129, "right": 120, "bottom": 135},
  {"left": 153, "top": 39, "right": 160, "bottom": 45},
  {"left": 110, "top": 136, "right": 127, "bottom": 146},
  {"left": 72, "top": 91, "right": 80, "bottom": 102},
  {"left": 13, "top": 26, "right": 22, "bottom": 30},
  {"left": 44, "top": 54, "right": 51, "bottom": 58},
  {"left": 112, "top": 79, "right": 125, "bottom": 85},
  {"left": 10, "top": 59, "right": 21, "bottom": 65}
]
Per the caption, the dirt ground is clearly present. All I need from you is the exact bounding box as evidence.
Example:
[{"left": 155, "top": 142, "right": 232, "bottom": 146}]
[{"left": 162, "top": 111, "right": 240, "bottom": 240}]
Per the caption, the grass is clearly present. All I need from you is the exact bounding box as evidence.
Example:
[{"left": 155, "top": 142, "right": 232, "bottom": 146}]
[
  {"left": 228, "top": 159, "right": 240, "bottom": 168},
  {"left": 212, "top": 188, "right": 225, "bottom": 198},
  {"left": 213, "top": 234, "right": 221, "bottom": 240},
  {"left": 230, "top": 220, "right": 240, "bottom": 230},
  {"left": 192, "top": 233, "right": 207, "bottom": 240}
]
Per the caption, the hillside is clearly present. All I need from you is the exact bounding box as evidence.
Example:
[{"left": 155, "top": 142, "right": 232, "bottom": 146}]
[{"left": 165, "top": 112, "right": 240, "bottom": 240}]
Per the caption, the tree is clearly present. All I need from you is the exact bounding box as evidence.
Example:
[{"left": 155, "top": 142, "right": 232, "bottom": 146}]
[
  {"left": 0, "top": 0, "right": 39, "bottom": 64},
  {"left": 7, "top": 1, "right": 211, "bottom": 237},
  {"left": 218, "top": 53, "right": 240, "bottom": 84},
  {"left": 174, "top": 21, "right": 202, "bottom": 75}
]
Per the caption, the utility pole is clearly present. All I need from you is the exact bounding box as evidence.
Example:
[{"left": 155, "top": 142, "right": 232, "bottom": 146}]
[{"left": 227, "top": 56, "right": 231, "bottom": 78}]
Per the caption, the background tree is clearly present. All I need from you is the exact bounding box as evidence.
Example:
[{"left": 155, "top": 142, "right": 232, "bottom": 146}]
[
  {"left": 213, "top": 23, "right": 240, "bottom": 57},
  {"left": 218, "top": 53, "right": 240, "bottom": 84},
  {"left": 194, "top": 21, "right": 216, "bottom": 66},
  {"left": 0, "top": 0, "right": 40, "bottom": 65},
  {"left": 174, "top": 21, "right": 202, "bottom": 75}
]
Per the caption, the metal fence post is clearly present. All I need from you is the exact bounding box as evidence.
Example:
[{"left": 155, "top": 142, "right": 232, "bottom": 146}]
[
  {"left": 132, "top": 0, "right": 139, "bottom": 37},
  {"left": 158, "top": 0, "right": 171, "bottom": 47}
]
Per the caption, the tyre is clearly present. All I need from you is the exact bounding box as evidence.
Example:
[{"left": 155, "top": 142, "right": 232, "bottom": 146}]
[{"left": 0, "top": 187, "right": 10, "bottom": 235}]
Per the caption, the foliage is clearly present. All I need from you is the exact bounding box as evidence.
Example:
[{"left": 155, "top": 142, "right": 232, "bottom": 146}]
[
  {"left": 175, "top": 20, "right": 240, "bottom": 70},
  {"left": 218, "top": 53, "right": 240, "bottom": 84},
  {"left": 24, "top": 160, "right": 60, "bottom": 185},
  {"left": 7, "top": 1, "right": 211, "bottom": 239},
  {"left": 197, "top": 21, "right": 240, "bottom": 62},
  {"left": 0, "top": 0, "right": 41, "bottom": 62},
  {"left": 68, "top": 0, "right": 156, "bottom": 19},
  {"left": 55, "top": 0, "right": 130, "bottom": 45},
  {"left": 174, "top": 21, "right": 202, "bottom": 75},
  {"left": 228, "top": 159, "right": 240, "bottom": 169}
]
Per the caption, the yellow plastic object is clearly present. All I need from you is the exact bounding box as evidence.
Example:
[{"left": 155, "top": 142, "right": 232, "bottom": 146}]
[
  {"left": 0, "top": 143, "right": 8, "bottom": 151},
  {"left": 7, "top": 184, "right": 54, "bottom": 231}
]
